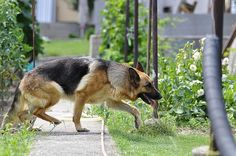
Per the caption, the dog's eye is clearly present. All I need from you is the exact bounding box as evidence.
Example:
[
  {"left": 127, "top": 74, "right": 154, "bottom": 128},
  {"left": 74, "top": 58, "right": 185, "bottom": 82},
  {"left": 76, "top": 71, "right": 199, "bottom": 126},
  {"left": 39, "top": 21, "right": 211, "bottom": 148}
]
[{"left": 145, "top": 82, "right": 152, "bottom": 88}]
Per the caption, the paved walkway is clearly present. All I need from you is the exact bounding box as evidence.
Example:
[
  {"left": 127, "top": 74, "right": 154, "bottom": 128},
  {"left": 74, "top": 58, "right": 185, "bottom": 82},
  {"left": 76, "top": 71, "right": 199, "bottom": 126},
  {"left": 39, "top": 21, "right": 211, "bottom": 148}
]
[{"left": 29, "top": 100, "right": 119, "bottom": 156}]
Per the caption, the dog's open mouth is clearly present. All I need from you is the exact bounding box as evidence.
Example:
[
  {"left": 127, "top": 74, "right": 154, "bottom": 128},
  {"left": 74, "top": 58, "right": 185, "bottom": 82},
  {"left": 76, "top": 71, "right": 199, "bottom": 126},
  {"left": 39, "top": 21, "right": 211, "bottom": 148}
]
[
  {"left": 139, "top": 93, "right": 151, "bottom": 104},
  {"left": 138, "top": 91, "right": 162, "bottom": 105},
  {"left": 138, "top": 93, "right": 157, "bottom": 106}
]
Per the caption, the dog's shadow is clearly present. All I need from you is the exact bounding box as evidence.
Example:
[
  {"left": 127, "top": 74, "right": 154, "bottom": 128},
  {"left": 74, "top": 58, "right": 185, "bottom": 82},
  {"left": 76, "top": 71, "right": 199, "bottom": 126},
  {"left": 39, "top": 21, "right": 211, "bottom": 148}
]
[{"left": 36, "top": 131, "right": 103, "bottom": 136}]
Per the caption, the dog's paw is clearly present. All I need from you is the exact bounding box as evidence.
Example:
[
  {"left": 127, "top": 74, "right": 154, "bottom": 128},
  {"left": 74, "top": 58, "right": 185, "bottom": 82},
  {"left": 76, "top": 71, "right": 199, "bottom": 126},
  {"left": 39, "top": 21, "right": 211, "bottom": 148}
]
[
  {"left": 53, "top": 120, "right": 62, "bottom": 125},
  {"left": 77, "top": 128, "right": 90, "bottom": 132},
  {"left": 28, "top": 127, "right": 42, "bottom": 132},
  {"left": 134, "top": 116, "right": 142, "bottom": 129}
]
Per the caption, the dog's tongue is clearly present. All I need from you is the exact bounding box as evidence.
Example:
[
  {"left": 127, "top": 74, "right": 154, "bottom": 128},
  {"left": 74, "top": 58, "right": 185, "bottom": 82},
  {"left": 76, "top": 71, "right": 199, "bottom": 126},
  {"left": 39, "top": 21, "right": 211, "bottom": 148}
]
[{"left": 149, "top": 99, "right": 157, "bottom": 107}]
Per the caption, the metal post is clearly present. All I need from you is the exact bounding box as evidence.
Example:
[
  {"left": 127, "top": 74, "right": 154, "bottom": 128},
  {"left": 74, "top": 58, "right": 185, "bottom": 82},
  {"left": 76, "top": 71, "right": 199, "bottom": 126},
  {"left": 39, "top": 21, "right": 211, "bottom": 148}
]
[
  {"left": 212, "top": 0, "right": 224, "bottom": 53},
  {"left": 133, "top": 0, "right": 139, "bottom": 66},
  {"left": 124, "top": 0, "right": 130, "bottom": 62},
  {"left": 152, "top": 0, "right": 158, "bottom": 87},
  {"left": 223, "top": 24, "right": 236, "bottom": 53},
  {"left": 210, "top": 0, "right": 225, "bottom": 153},
  {"left": 32, "top": 0, "right": 36, "bottom": 68},
  {"left": 146, "top": 0, "right": 152, "bottom": 75},
  {"left": 152, "top": 0, "right": 158, "bottom": 119}
]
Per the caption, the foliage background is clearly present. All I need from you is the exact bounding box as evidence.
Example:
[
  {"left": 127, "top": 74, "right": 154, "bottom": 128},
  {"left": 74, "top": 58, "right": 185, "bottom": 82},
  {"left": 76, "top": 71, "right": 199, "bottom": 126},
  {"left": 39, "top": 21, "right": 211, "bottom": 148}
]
[
  {"left": 98, "top": 0, "right": 236, "bottom": 127},
  {"left": 99, "top": 0, "right": 171, "bottom": 67},
  {"left": 0, "top": 0, "right": 30, "bottom": 105},
  {"left": 17, "top": 0, "right": 43, "bottom": 59}
]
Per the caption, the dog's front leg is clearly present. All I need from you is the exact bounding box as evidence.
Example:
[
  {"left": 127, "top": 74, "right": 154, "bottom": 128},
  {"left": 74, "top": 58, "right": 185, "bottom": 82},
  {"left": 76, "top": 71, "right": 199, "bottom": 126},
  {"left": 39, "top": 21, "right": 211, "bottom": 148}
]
[
  {"left": 73, "top": 94, "right": 89, "bottom": 132},
  {"left": 106, "top": 99, "right": 142, "bottom": 129}
]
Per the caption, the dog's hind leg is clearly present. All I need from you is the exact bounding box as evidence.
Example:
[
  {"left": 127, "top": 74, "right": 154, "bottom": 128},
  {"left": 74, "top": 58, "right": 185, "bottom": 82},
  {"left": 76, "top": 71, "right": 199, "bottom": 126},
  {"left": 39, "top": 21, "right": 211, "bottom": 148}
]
[
  {"left": 18, "top": 110, "right": 34, "bottom": 123},
  {"left": 16, "top": 101, "right": 40, "bottom": 131},
  {"left": 33, "top": 108, "right": 61, "bottom": 125},
  {"left": 106, "top": 99, "right": 142, "bottom": 129},
  {"left": 22, "top": 82, "right": 62, "bottom": 125}
]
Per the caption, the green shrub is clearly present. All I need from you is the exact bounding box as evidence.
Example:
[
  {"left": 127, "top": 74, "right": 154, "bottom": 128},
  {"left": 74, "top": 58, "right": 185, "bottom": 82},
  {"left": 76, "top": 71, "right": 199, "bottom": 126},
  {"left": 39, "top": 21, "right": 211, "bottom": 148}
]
[
  {"left": 98, "top": 0, "right": 236, "bottom": 127},
  {"left": 17, "top": 0, "right": 43, "bottom": 58},
  {"left": 222, "top": 59, "right": 236, "bottom": 124},
  {"left": 158, "top": 40, "right": 206, "bottom": 123},
  {"left": 68, "top": 33, "right": 79, "bottom": 39},
  {"left": 158, "top": 39, "right": 236, "bottom": 125},
  {"left": 99, "top": 0, "right": 171, "bottom": 66},
  {"left": 0, "top": 0, "right": 30, "bottom": 103}
]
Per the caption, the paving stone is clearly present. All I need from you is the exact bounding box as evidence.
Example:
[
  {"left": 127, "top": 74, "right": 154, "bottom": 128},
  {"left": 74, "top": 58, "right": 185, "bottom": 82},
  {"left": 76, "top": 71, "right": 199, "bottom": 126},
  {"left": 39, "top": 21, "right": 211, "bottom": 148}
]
[{"left": 29, "top": 100, "right": 119, "bottom": 156}]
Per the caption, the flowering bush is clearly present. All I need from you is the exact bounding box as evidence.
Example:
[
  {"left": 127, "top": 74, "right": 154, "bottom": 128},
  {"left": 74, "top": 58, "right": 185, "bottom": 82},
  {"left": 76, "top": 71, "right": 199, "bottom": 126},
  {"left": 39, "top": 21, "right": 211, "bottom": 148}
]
[
  {"left": 158, "top": 40, "right": 236, "bottom": 125},
  {"left": 222, "top": 57, "right": 236, "bottom": 124}
]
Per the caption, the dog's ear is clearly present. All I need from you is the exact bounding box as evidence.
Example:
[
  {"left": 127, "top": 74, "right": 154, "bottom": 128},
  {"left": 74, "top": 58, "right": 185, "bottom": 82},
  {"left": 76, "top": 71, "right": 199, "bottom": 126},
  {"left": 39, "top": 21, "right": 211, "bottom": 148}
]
[
  {"left": 129, "top": 68, "right": 140, "bottom": 88},
  {"left": 136, "top": 62, "right": 144, "bottom": 72}
]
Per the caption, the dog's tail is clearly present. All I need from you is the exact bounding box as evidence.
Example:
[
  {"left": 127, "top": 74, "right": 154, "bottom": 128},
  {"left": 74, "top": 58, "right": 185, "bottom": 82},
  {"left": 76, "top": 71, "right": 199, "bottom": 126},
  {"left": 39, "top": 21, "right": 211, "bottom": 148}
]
[{"left": 1, "top": 83, "right": 22, "bottom": 129}]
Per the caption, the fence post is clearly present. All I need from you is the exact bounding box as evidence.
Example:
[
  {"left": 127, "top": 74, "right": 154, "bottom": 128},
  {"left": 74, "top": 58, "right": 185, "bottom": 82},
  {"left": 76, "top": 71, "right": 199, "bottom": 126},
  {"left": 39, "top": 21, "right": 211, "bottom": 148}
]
[
  {"left": 152, "top": 0, "right": 158, "bottom": 88},
  {"left": 124, "top": 0, "right": 130, "bottom": 62},
  {"left": 133, "top": 0, "right": 139, "bottom": 66},
  {"left": 146, "top": 0, "right": 152, "bottom": 75}
]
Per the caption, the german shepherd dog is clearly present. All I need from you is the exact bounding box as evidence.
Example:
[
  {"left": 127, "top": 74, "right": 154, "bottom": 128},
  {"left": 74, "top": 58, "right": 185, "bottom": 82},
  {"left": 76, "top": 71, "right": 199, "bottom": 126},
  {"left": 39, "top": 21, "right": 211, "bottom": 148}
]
[{"left": 1, "top": 57, "right": 162, "bottom": 132}]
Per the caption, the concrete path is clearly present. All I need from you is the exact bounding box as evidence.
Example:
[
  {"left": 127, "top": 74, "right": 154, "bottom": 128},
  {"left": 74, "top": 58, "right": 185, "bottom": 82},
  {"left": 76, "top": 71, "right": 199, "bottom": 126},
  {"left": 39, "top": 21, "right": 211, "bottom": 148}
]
[{"left": 29, "top": 100, "right": 119, "bottom": 156}]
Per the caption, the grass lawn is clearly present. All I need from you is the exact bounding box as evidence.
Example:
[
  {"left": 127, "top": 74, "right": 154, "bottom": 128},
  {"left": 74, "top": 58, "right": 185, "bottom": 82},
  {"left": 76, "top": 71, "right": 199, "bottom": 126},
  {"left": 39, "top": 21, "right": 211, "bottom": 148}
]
[
  {"left": 0, "top": 127, "right": 35, "bottom": 156},
  {"left": 104, "top": 110, "right": 209, "bottom": 156},
  {"left": 43, "top": 39, "right": 89, "bottom": 56},
  {"left": 110, "top": 129, "right": 208, "bottom": 156}
]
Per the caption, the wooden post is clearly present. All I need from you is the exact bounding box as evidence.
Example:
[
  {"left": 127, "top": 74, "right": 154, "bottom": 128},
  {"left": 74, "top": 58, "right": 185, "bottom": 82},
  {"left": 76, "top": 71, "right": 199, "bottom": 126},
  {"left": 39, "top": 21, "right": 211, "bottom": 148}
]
[
  {"left": 133, "top": 0, "right": 139, "bottom": 66},
  {"left": 124, "top": 0, "right": 130, "bottom": 62}
]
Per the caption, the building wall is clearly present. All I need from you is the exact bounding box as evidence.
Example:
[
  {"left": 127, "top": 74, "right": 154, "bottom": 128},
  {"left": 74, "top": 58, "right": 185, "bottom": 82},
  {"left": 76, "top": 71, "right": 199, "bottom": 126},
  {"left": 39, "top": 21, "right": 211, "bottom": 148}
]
[
  {"left": 40, "top": 23, "right": 79, "bottom": 39},
  {"left": 36, "top": 0, "right": 56, "bottom": 23},
  {"left": 56, "top": 0, "right": 79, "bottom": 23}
]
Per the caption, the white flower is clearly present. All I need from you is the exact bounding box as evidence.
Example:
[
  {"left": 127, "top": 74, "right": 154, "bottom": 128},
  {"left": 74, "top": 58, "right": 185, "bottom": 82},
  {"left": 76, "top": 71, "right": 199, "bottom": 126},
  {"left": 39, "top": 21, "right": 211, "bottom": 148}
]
[
  {"left": 196, "top": 73, "right": 201, "bottom": 77},
  {"left": 183, "top": 54, "right": 187, "bottom": 59},
  {"left": 197, "top": 89, "right": 204, "bottom": 97},
  {"left": 176, "top": 65, "right": 181, "bottom": 74},
  {"left": 222, "top": 57, "right": 229, "bottom": 65},
  {"left": 190, "top": 64, "right": 197, "bottom": 72},
  {"left": 189, "top": 80, "right": 203, "bottom": 86},
  {"left": 222, "top": 74, "right": 227, "bottom": 81},
  {"left": 193, "top": 52, "right": 201, "bottom": 61},
  {"left": 177, "top": 68, "right": 181, "bottom": 74}
]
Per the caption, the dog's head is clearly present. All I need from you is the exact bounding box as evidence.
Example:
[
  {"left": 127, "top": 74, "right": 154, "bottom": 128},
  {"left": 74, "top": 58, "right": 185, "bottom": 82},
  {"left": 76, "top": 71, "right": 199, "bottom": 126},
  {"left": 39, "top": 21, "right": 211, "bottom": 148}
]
[{"left": 128, "top": 63, "right": 162, "bottom": 104}]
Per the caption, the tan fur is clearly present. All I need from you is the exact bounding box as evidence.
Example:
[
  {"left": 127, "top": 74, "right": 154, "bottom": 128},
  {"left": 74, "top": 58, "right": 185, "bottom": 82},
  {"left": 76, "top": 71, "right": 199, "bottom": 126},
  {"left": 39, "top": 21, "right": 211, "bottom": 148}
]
[
  {"left": 1, "top": 60, "right": 156, "bottom": 131},
  {"left": 6, "top": 72, "right": 64, "bottom": 126}
]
